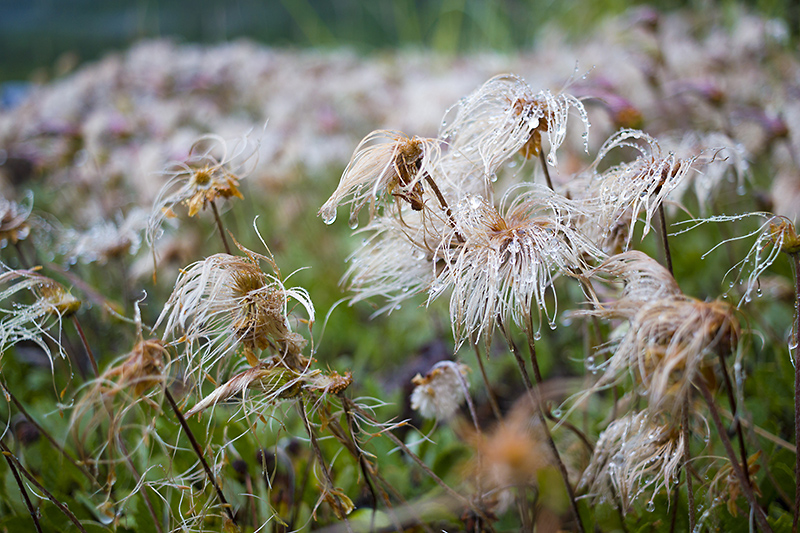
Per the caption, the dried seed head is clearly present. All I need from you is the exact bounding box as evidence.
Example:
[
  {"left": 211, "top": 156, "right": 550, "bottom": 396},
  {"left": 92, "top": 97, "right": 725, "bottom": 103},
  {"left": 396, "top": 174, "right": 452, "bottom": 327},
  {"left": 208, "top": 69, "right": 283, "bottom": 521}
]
[
  {"left": 0, "top": 192, "right": 33, "bottom": 248},
  {"left": 583, "top": 252, "right": 739, "bottom": 411},
  {"left": 581, "top": 129, "right": 697, "bottom": 250},
  {"left": 185, "top": 358, "right": 307, "bottom": 417},
  {"left": 147, "top": 133, "right": 256, "bottom": 250},
  {"left": 440, "top": 74, "right": 589, "bottom": 175},
  {"left": 410, "top": 361, "right": 470, "bottom": 420},
  {"left": 319, "top": 130, "right": 441, "bottom": 227},
  {"left": 435, "top": 186, "right": 602, "bottom": 347},
  {"left": 579, "top": 411, "right": 685, "bottom": 509},
  {"left": 0, "top": 269, "right": 80, "bottom": 370},
  {"left": 463, "top": 400, "right": 551, "bottom": 514},
  {"left": 157, "top": 242, "right": 314, "bottom": 388},
  {"left": 118, "top": 339, "right": 166, "bottom": 398}
]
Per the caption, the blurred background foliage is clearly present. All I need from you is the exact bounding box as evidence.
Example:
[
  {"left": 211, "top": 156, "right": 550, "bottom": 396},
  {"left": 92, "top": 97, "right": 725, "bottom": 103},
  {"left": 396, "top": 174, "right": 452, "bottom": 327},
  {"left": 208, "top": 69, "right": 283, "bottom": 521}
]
[{"left": 1, "top": 0, "right": 798, "bottom": 83}]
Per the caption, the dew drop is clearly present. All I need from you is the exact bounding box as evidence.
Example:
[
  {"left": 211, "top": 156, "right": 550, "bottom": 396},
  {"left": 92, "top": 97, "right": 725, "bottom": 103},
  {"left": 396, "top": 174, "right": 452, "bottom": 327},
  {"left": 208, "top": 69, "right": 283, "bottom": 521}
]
[
  {"left": 348, "top": 214, "right": 360, "bottom": 230},
  {"left": 646, "top": 501, "right": 655, "bottom": 512},
  {"left": 320, "top": 206, "right": 337, "bottom": 225},
  {"left": 551, "top": 408, "right": 563, "bottom": 419}
]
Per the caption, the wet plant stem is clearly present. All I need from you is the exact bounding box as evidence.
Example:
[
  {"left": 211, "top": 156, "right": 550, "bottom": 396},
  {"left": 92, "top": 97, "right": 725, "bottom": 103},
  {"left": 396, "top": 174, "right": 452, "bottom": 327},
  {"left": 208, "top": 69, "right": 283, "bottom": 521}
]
[
  {"left": 682, "top": 399, "right": 695, "bottom": 532},
  {"left": 697, "top": 378, "right": 772, "bottom": 533},
  {"left": 792, "top": 252, "right": 800, "bottom": 533},
  {"left": 657, "top": 202, "right": 673, "bottom": 276},
  {"left": 210, "top": 199, "right": 232, "bottom": 255},
  {"left": 1, "top": 440, "right": 88, "bottom": 533},
  {"left": 539, "top": 151, "right": 554, "bottom": 191},
  {"left": 1, "top": 381, "right": 101, "bottom": 488},
  {"left": 473, "top": 343, "right": 502, "bottom": 421},
  {"left": 338, "top": 398, "right": 403, "bottom": 533},
  {"left": 3, "top": 447, "right": 43, "bottom": 533},
  {"left": 718, "top": 352, "right": 751, "bottom": 485},
  {"left": 298, "top": 401, "right": 353, "bottom": 532},
  {"left": 163, "top": 387, "right": 237, "bottom": 525},
  {"left": 72, "top": 315, "right": 99, "bottom": 377},
  {"left": 424, "top": 175, "right": 464, "bottom": 242},
  {"left": 346, "top": 399, "right": 496, "bottom": 530},
  {"left": 499, "top": 320, "right": 585, "bottom": 533}
]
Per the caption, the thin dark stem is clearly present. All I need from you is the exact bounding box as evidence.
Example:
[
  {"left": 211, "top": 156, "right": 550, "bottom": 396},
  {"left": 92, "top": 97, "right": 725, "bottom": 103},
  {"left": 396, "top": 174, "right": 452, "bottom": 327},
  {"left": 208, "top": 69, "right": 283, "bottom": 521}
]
[
  {"left": 209, "top": 199, "right": 232, "bottom": 255},
  {"left": 657, "top": 203, "right": 674, "bottom": 276},
  {"left": 72, "top": 316, "right": 99, "bottom": 377},
  {"left": 1, "top": 381, "right": 101, "bottom": 488},
  {"left": 0, "top": 440, "right": 88, "bottom": 533},
  {"left": 3, "top": 447, "right": 43, "bottom": 533},
  {"left": 424, "top": 175, "right": 464, "bottom": 242},
  {"left": 718, "top": 352, "right": 751, "bottom": 484},
  {"left": 793, "top": 252, "right": 800, "bottom": 533},
  {"left": 298, "top": 401, "right": 353, "bottom": 532},
  {"left": 345, "top": 398, "right": 495, "bottom": 530},
  {"left": 683, "top": 399, "right": 695, "bottom": 532},
  {"left": 499, "top": 320, "right": 585, "bottom": 533},
  {"left": 339, "top": 397, "right": 401, "bottom": 533},
  {"left": 472, "top": 344, "right": 502, "bottom": 421},
  {"left": 163, "top": 387, "right": 236, "bottom": 524},
  {"left": 115, "top": 431, "right": 165, "bottom": 533},
  {"left": 697, "top": 378, "right": 772, "bottom": 533},
  {"left": 669, "top": 479, "right": 680, "bottom": 533},
  {"left": 538, "top": 151, "right": 554, "bottom": 191}
]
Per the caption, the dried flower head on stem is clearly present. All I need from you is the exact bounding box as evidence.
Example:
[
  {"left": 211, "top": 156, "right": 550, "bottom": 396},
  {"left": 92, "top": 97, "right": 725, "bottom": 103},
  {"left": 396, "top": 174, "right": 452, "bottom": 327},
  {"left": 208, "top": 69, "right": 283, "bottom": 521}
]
[
  {"left": 319, "top": 130, "right": 442, "bottom": 227},
  {"left": 580, "top": 129, "right": 697, "bottom": 250},
  {"left": 157, "top": 241, "right": 314, "bottom": 391},
  {"left": 147, "top": 133, "right": 257, "bottom": 256},
  {"left": 0, "top": 192, "right": 33, "bottom": 249},
  {"left": 410, "top": 360, "right": 471, "bottom": 421},
  {"left": 579, "top": 410, "right": 686, "bottom": 509},
  {"left": 439, "top": 73, "right": 589, "bottom": 176},
  {"left": 580, "top": 252, "right": 739, "bottom": 412},
  {"left": 434, "top": 185, "right": 602, "bottom": 348},
  {"left": 0, "top": 267, "right": 80, "bottom": 376}
]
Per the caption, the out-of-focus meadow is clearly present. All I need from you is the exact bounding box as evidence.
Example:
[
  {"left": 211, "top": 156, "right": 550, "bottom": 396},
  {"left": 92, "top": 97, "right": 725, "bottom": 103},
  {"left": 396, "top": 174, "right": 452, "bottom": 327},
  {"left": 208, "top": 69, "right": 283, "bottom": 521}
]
[{"left": 1, "top": 1, "right": 800, "bottom": 532}]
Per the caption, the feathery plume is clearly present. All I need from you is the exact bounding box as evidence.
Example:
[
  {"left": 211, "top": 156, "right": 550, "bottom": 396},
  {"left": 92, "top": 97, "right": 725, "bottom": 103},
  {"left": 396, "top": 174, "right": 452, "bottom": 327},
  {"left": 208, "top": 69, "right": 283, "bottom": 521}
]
[
  {"left": 579, "top": 411, "right": 686, "bottom": 509},
  {"left": 410, "top": 360, "right": 470, "bottom": 420},
  {"left": 156, "top": 242, "right": 314, "bottom": 389},
  {"left": 434, "top": 185, "right": 602, "bottom": 347},
  {"left": 318, "top": 130, "right": 441, "bottom": 227},
  {"left": 439, "top": 73, "right": 589, "bottom": 176}
]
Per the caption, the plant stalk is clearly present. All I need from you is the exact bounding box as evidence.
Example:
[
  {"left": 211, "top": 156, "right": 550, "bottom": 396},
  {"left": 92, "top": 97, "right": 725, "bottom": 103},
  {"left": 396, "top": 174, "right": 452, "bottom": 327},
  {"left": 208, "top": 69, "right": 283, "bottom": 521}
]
[
  {"left": 500, "top": 319, "right": 585, "bottom": 533},
  {"left": 697, "top": 378, "right": 772, "bottom": 533},
  {"left": 792, "top": 252, "right": 800, "bottom": 533},
  {"left": 72, "top": 316, "right": 99, "bottom": 377},
  {"left": 210, "top": 199, "right": 232, "bottom": 255},
  {"left": 3, "top": 447, "right": 43, "bottom": 533},
  {"left": 683, "top": 399, "right": 695, "bottom": 531},
  {"left": 0, "top": 440, "right": 88, "bottom": 533},
  {"left": 163, "top": 386, "right": 237, "bottom": 524},
  {"left": 539, "top": 151, "right": 554, "bottom": 191},
  {"left": 657, "top": 202, "right": 673, "bottom": 276}
]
